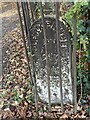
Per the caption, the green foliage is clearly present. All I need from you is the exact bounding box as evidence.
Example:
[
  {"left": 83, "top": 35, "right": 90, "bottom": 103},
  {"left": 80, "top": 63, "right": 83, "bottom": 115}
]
[
  {"left": 12, "top": 89, "right": 21, "bottom": 103},
  {"left": 2, "top": 90, "right": 7, "bottom": 98},
  {"left": 2, "top": 74, "right": 34, "bottom": 105},
  {"left": 65, "top": 2, "right": 90, "bottom": 97}
]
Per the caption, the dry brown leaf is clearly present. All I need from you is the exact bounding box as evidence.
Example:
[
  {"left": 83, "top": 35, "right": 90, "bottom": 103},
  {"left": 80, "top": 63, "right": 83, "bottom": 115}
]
[
  {"left": 3, "top": 110, "right": 14, "bottom": 119},
  {"left": 17, "top": 107, "right": 26, "bottom": 118},
  {"left": 60, "top": 113, "right": 68, "bottom": 119}
]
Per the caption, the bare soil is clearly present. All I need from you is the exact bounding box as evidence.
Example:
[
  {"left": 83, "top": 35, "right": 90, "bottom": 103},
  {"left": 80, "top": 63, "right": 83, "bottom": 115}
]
[{"left": 1, "top": 2, "right": 19, "bottom": 75}]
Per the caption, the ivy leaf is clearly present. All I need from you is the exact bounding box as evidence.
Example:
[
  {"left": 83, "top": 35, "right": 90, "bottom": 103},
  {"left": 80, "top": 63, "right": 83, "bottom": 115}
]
[{"left": 81, "top": 99, "right": 87, "bottom": 105}]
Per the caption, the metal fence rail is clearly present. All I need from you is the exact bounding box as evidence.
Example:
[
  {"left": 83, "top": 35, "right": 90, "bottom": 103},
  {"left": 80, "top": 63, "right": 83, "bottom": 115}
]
[
  {"left": 17, "top": 1, "right": 77, "bottom": 113},
  {"left": 55, "top": 2, "right": 64, "bottom": 112}
]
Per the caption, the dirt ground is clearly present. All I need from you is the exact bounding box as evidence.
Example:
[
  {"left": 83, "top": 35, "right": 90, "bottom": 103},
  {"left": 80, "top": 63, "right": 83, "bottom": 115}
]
[
  {"left": 0, "top": 2, "right": 19, "bottom": 77},
  {"left": 1, "top": 2, "right": 19, "bottom": 37}
]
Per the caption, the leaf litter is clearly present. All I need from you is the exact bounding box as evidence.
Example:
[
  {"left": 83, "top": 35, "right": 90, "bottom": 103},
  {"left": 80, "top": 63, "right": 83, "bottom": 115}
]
[{"left": 1, "top": 26, "right": 90, "bottom": 120}]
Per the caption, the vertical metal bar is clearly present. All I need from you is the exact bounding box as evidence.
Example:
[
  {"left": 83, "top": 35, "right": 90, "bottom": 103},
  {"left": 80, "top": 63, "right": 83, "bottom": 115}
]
[
  {"left": 73, "top": 12, "right": 77, "bottom": 114},
  {"left": 88, "top": 2, "right": 90, "bottom": 105},
  {"left": 70, "top": 42, "right": 73, "bottom": 94},
  {"left": 29, "top": 2, "right": 35, "bottom": 22},
  {"left": 21, "top": 2, "right": 32, "bottom": 56},
  {"left": 24, "top": 2, "right": 38, "bottom": 113},
  {"left": 19, "top": 2, "right": 38, "bottom": 112},
  {"left": 79, "top": 43, "right": 82, "bottom": 99},
  {"left": 55, "top": 2, "right": 64, "bottom": 112},
  {"left": 88, "top": 2, "right": 90, "bottom": 116},
  {"left": 39, "top": 2, "right": 51, "bottom": 112},
  {"left": 16, "top": 2, "right": 33, "bottom": 84},
  {"left": 21, "top": 2, "right": 31, "bottom": 45},
  {"left": 88, "top": 41, "right": 90, "bottom": 82},
  {"left": 29, "top": 1, "right": 37, "bottom": 21},
  {"left": 25, "top": 1, "right": 31, "bottom": 27},
  {"left": 21, "top": 3, "right": 28, "bottom": 40}
]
